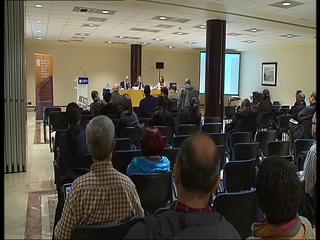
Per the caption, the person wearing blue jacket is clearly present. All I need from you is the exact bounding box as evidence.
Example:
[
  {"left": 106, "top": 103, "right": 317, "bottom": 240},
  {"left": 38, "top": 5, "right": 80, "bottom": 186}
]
[{"left": 127, "top": 126, "right": 170, "bottom": 176}]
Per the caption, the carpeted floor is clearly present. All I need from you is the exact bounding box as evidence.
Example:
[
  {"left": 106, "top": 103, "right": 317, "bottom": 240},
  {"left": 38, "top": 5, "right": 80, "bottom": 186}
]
[
  {"left": 25, "top": 190, "right": 57, "bottom": 239},
  {"left": 34, "top": 122, "right": 49, "bottom": 145}
]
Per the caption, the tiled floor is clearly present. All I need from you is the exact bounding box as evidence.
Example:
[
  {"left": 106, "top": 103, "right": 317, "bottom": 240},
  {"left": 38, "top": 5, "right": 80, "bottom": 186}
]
[{"left": 5, "top": 111, "right": 55, "bottom": 239}]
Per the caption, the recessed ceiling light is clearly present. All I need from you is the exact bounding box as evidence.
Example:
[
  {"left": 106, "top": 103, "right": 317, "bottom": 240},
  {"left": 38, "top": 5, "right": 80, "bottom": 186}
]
[
  {"left": 143, "top": 42, "right": 147, "bottom": 45},
  {"left": 168, "top": 45, "right": 173, "bottom": 48},
  {"left": 155, "top": 38, "right": 160, "bottom": 41},
  {"left": 200, "top": 25, "right": 206, "bottom": 29},
  {"left": 80, "top": 33, "right": 85, "bottom": 36},
  {"left": 177, "top": 32, "right": 183, "bottom": 35},
  {"left": 251, "top": 28, "right": 257, "bottom": 32},
  {"left": 102, "top": 10, "right": 109, "bottom": 14},
  {"left": 36, "top": 20, "right": 42, "bottom": 23},
  {"left": 37, "top": 37, "right": 42, "bottom": 40},
  {"left": 286, "top": 34, "right": 293, "bottom": 38},
  {"left": 107, "top": 41, "right": 112, "bottom": 44},
  {"left": 35, "top": 4, "right": 42, "bottom": 8},
  {"left": 282, "top": 2, "right": 291, "bottom": 6},
  {"left": 37, "top": 30, "right": 41, "bottom": 33},
  {"left": 88, "top": 23, "right": 94, "bottom": 27},
  {"left": 119, "top": 35, "right": 124, "bottom": 38},
  {"left": 246, "top": 40, "right": 253, "bottom": 43},
  {"left": 159, "top": 16, "right": 166, "bottom": 20}
]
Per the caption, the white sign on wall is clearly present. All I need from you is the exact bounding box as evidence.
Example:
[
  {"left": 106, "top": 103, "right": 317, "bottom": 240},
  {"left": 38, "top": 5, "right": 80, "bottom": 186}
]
[{"left": 77, "top": 76, "right": 89, "bottom": 109}]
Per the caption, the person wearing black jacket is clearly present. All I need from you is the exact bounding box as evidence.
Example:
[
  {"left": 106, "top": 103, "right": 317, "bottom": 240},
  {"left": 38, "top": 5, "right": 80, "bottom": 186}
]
[
  {"left": 99, "top": 92, "right": 120, "bottom": 118},
  {"left": 180, "top": 96, "right": 201, "bottom": 127},
  {"left": 256, "top": 89, "right": 272, "bottom": 113},
  {"left": 124, "top": 133, "right": 241, "bottom": 239},
  {"left": 148, "top": 94, "right": 174, "bottom": 127}
]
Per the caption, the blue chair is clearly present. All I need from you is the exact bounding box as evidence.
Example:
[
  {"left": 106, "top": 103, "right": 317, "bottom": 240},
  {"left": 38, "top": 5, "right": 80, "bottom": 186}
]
[
  {"left": 114, "top": 138, "right": 132, "bottom": 151},
  {"left": 266, "top": 140, "right": 291, "bottom": 157},
  {"left": 172, "top": 135, "right": 190, "bottom": 148},
  {"left": 70, "top": 215, "right": 140, "bottom": 239},
  {"left": 177, "top": 124, "right": 198, "bottom": 135}
]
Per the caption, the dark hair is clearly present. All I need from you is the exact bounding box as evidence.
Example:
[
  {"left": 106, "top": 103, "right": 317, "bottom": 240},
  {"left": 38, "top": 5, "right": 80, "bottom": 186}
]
[
  {"left": 91, "top": 91, "right": 98, "bottom": 101},
  {"left": 256, "top": 155, "right": 302, "bottom": 224},
  {"left": 262, "top": 89, "right": 270, "bottom": 100},
  {"left": 66, "top": 102, "right": 82, "bottom": 155},
  {"left": 190, "top": 97, "right": 199, "bottom": 110},
  {"left": 161, "top": 86, "right": 169, "bottom": 96},
  {"left": 176, "top": 133, "right": 220, "bottom": 195},
  {"left": 141, "top": 126, "right": 164, "bottom": 156},
  {"left": 144, "top": 84, "right": 151, "bottom": 96},
  {"left": 121, "top": 95, "right": 134, "bottom": 114},
  {"left": 157, "top": 94, "right": 169, "bottom": 123},
  {"left": 240, "top": 99, "right": 255, "bottom": 116},
  {"left": 159, "top": 76, "right": 165, "bottom": 83},
  {"left": 171, "top": 85, "right": 177, "bottom": 91},
  {"left": 103, "top": 92, "right": 112, "bottom": 103},
  {"left": 296, "top": 90, "right": 302, "bottom": 95}
]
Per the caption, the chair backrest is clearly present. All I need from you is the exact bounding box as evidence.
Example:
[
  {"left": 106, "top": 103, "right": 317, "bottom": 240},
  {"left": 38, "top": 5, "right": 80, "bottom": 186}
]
[
  {"left": 201, "top": 123, "right": 222, "bottom": 133},
  {"left": 204, "top": 116, "right": 221, "bottom": 124},
  {"left": 114, "top": 138, "right": 132, "bottom": 151},
  {"left": 138, "top": 118, "right": 150, "bottom": 127},
  {"left": 257, "top": 112, "right": 271, "bottom": 129},
  {"left": 172, "top": 135, "right": 190, "bottom": 148},
  {"left": 266, "top": 140, "right": 291, "bottom": 157},
  {"left": 223, "top": 159, "right": 256, "bottom": 193},
  {"left": 255, "top": 130, "right": 277, "bottom": 155},
  {"left": 53, "top": 130, "right": 67, "bottom": 160},
  {"left": 163, "top": 148, "right": 179, "bottom": 170},
  {"left": 213, "top": 189, "right": 257, "bottom": 239},
  {"left": 277, "top": 115, "right": 290, "bottom": 132},
  {"left": 130, "top": 172, "right": 172, "bottom": 215},
  {"left": 44, "top": 107, "right": 61, "bottom": 124},
  {"left": 271, "top": 111, "right": 283, "bottom": 122},
  {"left": 279, "top": 105, "right": 290, "bottom": 112},
  {"left": 50, "top": 111, "right": 68, "bottom": 131},
  {"left": 232, "top": 142, "right": 260, "bottom": 162},
  {"left": 216, "top": 145, "right": 226, "bottom": 170},
  {"left": 301, "top": 120, "right": 313, "bottom": 139},
  {"left": 229, "top": 132, "right": 253, "bottom": 153},
  {"left": 173, "top": 117, "right": 179, "bottom": 134},
  {"left": 209, "top": 133, "right": 227, "bottom": 146},
  {"left": 272, "top": 101, "right": 280, "bottom": 106},
  {"left": 120, "top": 127, "right": 143, "bottom": 149},
  {"left": 294, "top": 139, "right": 315, "bottom": 159},
  {"left": 111, "top": 150, "right": 142, "bottom": 175},
  {"left": 177, "top": 124, "right": 198, "bottom": 135},
  {"left": 70, "top": 215, "right": 140, "bottom": 239},
  {"left": 224, "top": 106, "right": 236, "bottom": 119},
  {"left": 155, "top": 126, "right": 174, "bottom": 146}
]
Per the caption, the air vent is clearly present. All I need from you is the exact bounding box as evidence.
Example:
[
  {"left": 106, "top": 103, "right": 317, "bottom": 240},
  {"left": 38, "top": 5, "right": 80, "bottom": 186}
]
[
  {"left": 73, "top": 6, "right": 96, "bottom": 13},
  {"left": 70, "top": 39, "right": 82, "bottom": 42},
  {"left": 72, "top": 36, "right": 86, "bottom": 39},
  {"left": 155, "top": 24, "right": 174, "bottom": 28},
  {"left": 104, "top": 41, "right": 127, "bottom": 44},
  {"left": 82, "top": 23, "right": 100, "bottom": 27},
  {"left": 75, "top": 33, "right": 89, "bottom": 36},
  {"left": 87, "top": 17, "right": 108, "bottom": 22},
  {"left": 130, "top": 27, "right": 160, "bottom": 33},
  {"left": 57, "top": 40, "right": 69, "bottom": 42},
  {"left": 227, "top": 33, "right": 243, "bottom": 36},
  {"left": 169, "top": 17, "right": 191, "bottom": 23},
  {"left": 116, "top": 36, "right": 141, "bottom": 40}
]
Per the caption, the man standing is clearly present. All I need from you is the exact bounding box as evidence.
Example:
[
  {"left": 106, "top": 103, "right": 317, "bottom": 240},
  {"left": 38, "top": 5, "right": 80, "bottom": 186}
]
[
  {"left": 89, "top": 90, "right": 106, "bottom": 116},
  {"left": 168, "top": 84, "right": 179, "bottom": 101},
  {"left": 120, "top": 75, "right": 131, "bottom": 90},
  {"left": 124, "top": 133, "right": 241, "bottom": 239},
  {"left": 112, "top": 83, "right": 123, "bottom": 110},
  {"left": 54, "top": 116, "right": 145, "bottom": 240},
  {"left": 177, "top": 79, "right": 200, "bottom": 111}
]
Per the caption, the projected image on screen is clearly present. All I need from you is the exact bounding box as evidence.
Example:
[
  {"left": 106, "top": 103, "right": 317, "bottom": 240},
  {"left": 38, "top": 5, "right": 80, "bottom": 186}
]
[{"left": 199, "top": 52, "right": 240, "bottom": 95}]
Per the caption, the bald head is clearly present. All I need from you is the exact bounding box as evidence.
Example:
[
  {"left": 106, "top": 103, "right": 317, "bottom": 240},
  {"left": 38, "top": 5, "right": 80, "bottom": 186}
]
[
  {"left": 175, "top": 133, "right": 220, "bottom": 195},
  {"left": 114, "top": 83, "right": 120, "bottom": 92}
]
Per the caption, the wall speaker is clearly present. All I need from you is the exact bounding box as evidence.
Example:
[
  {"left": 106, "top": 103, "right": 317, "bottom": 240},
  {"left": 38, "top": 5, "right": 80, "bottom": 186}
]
[{"left": 156, "top": 62, "right": 164, "bottom": 69}]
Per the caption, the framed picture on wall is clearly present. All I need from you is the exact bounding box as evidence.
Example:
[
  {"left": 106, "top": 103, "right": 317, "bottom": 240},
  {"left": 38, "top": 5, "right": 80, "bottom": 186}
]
[{"left": 261, "top": 62, "right": 277, "bottom": 86}]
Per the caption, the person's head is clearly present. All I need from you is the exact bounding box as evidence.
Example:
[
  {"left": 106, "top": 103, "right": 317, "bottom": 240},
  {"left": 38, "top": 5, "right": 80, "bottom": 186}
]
[
  {"left": 122, "top": 95, "right": 134, "bottom": 114},
  {"left": 312, "top": 111, "right": 317, "bottom": 139},
  {"left": 66, "top": 102, "right": 81, "bottom": 124},
  {"left": 185, "top": 78, "right": 191, "bottom": 85},
  {"left": 137, "top": 76, "right": 142, "bottom": 82},
  {"left": 308, "top": 91, "right": 316, "bottom": 105},
  {"left": 161, "top": 86, "right": 169, "bottom": 96},
  {"left": 296, "top": 92, "right": 305, "bottom": 102},
  {"left": 144, "top": 84, "right": 151, "bottom": 97},
  {"left": 240, "top": 98, "right": 255, "bottom": 115},
  {"left": 171, "top": 84, "right": 177, "bottom": 92},
  {"left": 295, "top": 90, "right": 302, "bottom": 100},
  {"left": 159, "top": 76, "right": 164, "bottom": 83},
  {"left": 173, "top": 133, "right": 220, "bottom": 202},
  {"left": 103, "top": 92, "right": 112, "bottom": 103},
  {"left": 262, "top": 89, "right": 270, "bottom": 100},
  {"left": 157, "top": 94, "right": 168, "bottom": 109},
  {"left": 256, "top": 155, "right": 302, "bottom": 224},
  {"left": 190, "top": 97, "right": 199, "bottom": 110},
  {"left": 91, "top": 90, "right": 99, "bottom": 101},
  {"left": 125, "top": 75, "right": 129, "bottom": 81},
  {"left": 113, "top": 84, "right": 120, "bottom": 92},
  {"left": 86, "top": 116, "right": 115, "bottom": 161},
  {"left": 141, "top": 126, "right": 164, "bottom": 157}
]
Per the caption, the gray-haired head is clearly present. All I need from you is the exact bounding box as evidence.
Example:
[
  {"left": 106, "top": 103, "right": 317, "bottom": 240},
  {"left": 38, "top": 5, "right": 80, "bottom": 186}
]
[
  {"left": 297, "top": 92, "right": 305, "bottom": 101},
  {"left": 86, "top": 115, "right": 115, "bottom": 161},
  {"left": 312, "top": 111, "right": 317, "bottom": 139}
]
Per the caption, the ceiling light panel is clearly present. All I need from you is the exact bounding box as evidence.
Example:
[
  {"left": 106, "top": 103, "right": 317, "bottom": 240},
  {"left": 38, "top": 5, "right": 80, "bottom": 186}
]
[
  {"left": 151, "top": 15, "right": 174, "bottom": 21},
  {"left": 87, "top": 17, "right": 108, "bottom": 22},
  {"left": 172, "top": 32, "right": 188, "bottom": 35},
  {"left": 155, "top": 24, "right": 174, "bottom": 28},
  {"left": 130, "top": 27, "right": 161, "bottom": 33},
  {"left": 270, "top": 1, "right": 303, "bottom": 8},
  {"left": 94, "top": 9, "right": 116, "bottom": 15}
]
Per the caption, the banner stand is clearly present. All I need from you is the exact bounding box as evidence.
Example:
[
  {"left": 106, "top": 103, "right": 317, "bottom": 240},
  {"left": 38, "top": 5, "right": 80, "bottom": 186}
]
[{"left": 76, "top": 76, "right": 89, "bottom": 109}]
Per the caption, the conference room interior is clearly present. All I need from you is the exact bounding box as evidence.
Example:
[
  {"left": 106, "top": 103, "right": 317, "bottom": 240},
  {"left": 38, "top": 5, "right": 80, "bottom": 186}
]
[{"left": 4, "top": 0, "right": 316, "bottom": 239}]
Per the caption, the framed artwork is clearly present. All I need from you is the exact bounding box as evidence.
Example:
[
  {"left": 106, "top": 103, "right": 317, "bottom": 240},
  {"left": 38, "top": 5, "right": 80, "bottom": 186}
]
[{"left": 262, "top": 62, "right": 277, "bottom": 86}]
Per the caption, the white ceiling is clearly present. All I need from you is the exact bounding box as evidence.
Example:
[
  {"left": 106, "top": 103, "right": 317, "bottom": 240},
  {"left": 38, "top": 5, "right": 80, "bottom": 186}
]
[{"left": 25, "top": 0, "right": 316, "bottom": 51}]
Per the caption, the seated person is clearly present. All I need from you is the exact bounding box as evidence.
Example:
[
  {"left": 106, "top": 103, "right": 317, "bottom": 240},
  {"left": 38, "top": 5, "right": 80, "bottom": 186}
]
[
  {"left": 120, "top": 75, "right": 131, "bottom": 90},
  {"left": 156, "top": 75, "right": 166, "bottom": 90},
  {"left": 160, "top": 86, "right": 172, "bottom": 110},
  {"left": 288, "top": 90, "right": 306, "bottom": 114},
  {"left": 225, "top": 99, "right": 257, "bottom": 150},
  {"left": 89, "top": 90, "right": 106, "bottom": 116},
  {"left": 303, "top": 112, "right": 317, "bottom": 205},
  {"left": 124, "top": 133, "right": 241, "bottom": 239},
  {"left": 54, "top": 116, "right": 145, "bottom": 240},
  {"left": 139, "top": 85, "right": 157, "bottom": 117},
  {"left": 126, "top": 126, "right": 170, "bottom": 176},
  {"left": 148, "top": 94, "right": 174, "bottom": 127},
  {"left": 256, "top": 89, "right": 272, "bottom": 114},
  {"left": 180, "top": 96, "right": 201, "bottom": 127},
  {"left": 168, "top": 84, "right": 179, "bottom": 101},
  {"left": 59, "top": 102, "right": 89, "bottom": 156},
  {"left": 116, "top": 95, "right": 140, "bottom": 137},
  {"left": 133, "top": 75, "right": 144, "bottom": 90},
  {"left": 99, "top": 92, "right": 120, "bottom": 118},
  {"left": 289, "top": 92, "right": 306, "bottom": 121},
  {"left": 111, "top": 84, "right": 123, "bottom": 110},
  {"left": 248, "top": 155, "right": 315, "bottom": 239}
]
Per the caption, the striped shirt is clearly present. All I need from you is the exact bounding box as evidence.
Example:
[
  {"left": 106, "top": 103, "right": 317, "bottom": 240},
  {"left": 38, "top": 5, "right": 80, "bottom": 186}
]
[
  {"left": 303, "top": 141, "right": 316, "bottom": 198},
  {"left": 54, "top": 160, "right": 145, "bottom": 240}
]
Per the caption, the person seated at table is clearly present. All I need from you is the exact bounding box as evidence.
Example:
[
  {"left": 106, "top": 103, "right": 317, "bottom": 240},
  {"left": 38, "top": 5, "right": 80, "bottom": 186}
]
[
  {"left": 156, "top": 75, "right": 166, "bottom": 90},
  {"left": 116, "top": 95, "right": 141, "bottom": 137},
  {"left": 59, "top": 102, "right": 89, "bottom": 156},
  {"left": 99, "top": 92, "right": 120, "bottom": 118},
  {"left": 139, "top": 85, "right": 157, "bottom": 117},
  {"left": 256, "top": 89, "right": 272, "bottom": 114},
  {"left": 133, "top": 75, "right": 144, "bottom": 90},
  {"left": 247, "top": 155, "right": 315, "bottom": 239},
  {"left": 180, "top": 96, "right": 201, "bottom": 128},
  {"left": 120, "top": 75, "right": 131, "bottom": 90},
  {"left": 126, "top": 126, "right": 170, "bottom": 176},
  {"left": 148, "top": 94, "right": 174, "bottom": 127}
]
